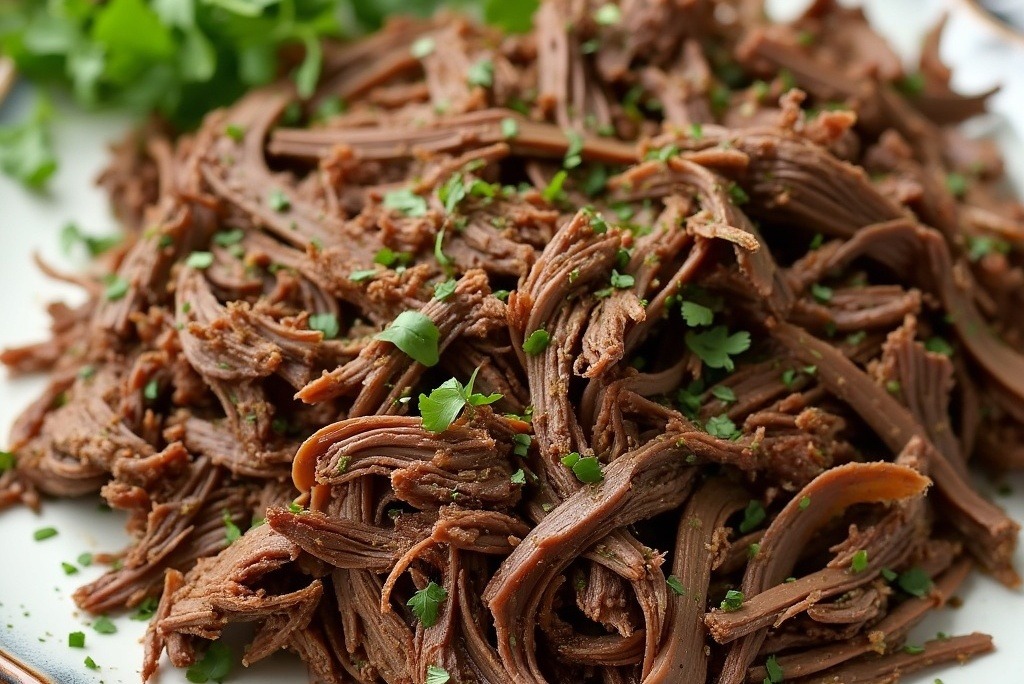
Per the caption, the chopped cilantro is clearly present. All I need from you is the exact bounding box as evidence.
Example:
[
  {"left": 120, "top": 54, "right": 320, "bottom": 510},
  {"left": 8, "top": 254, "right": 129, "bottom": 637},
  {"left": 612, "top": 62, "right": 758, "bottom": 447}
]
[
  {"left": 61, "top": 562, "right": 78, "bottom": 575},
  {"left": 522, "top": 329, "right": 551, "bottom": 355},
  {"left": 426, "top": 665, "right": 451, "bottom": 684},
  {"left": 467, "top": 58, "right": 494, "bottom": 88},
  {"left": 764, "top": 654, "right": 784, "bottom": 683},
  {"left": 798, "top": 496, "right": 811, "bottom": 510},
  {"left": 104, "top": 274, "right": 130, "bottom": 301},
  {"left": 510, "top": 469, "right": 526, "bottom": 485},
  {"left": 810, "top": 283, "right": 833, "bottom": 303},
  {"left": 739, "top": 500, "right": 766, "bottom": 534},
  {"left": 375, "top": 311, "right": 440, "bottom": 366},
  {"left": 68, "top": 631, "right": 85, "bottom": 648},
  {"left": 897, "top": 73, "right": 925, "bottom": 97},
  {"left": 383, "top": 188, "right": 428, "bottom": 217},
  {"left": 501, "top": 117, "right": 519, "bottom": 139},
  {"left": 904, "top": 644, "right": 925, "bottom": 655},
  {"left": 666, "top": 575, "right": 686, "bottom": 595},
  {"left": 594, "top": 3, "right": 622, "bottom": 25},
  {"left": 690, "top": 122, "right": 704, "bottom": 139},
  {"left": 967, "top": 235, "right": 1010, "bottom": 262},
  {"left": 685, "top": 326, "right": 751, "bottom": 371},
  {"left": 34, "top": 527, "right": 58, "bottom": 541},
  {"left": 610, "top": 270, "right": 634, "bottom": 289},
  {"left": 727, "top": 182, "right": 749, "bottom": 205},
  {"left": 213, "top": 229, "right": 244, "bottom": 247},
  {"left": 433, "top": 279, "right": 457, "bottom": 301},
  {"left": 564, "top": 130, "right": 585, "bottom": 169},
  {"left": 186, "top": 251, "right": 214, "bottom": 269},
  {"left": 223, "top": 510, "right": 241, "bottom": 545},
  {"left": 809, "top": 233, "right": 824, "bottom": 250},
  {"left": 185, "top": 641, "right": 232, "bottom": 683},
  {"left": 512, "top": 433, "right": 531, "bottom": 457},
  {"left": 924, "top": 336, "right": 953, "bottom": 356},
  {"left": 225, "top": 124, "right": 245, "bottom": 142},
  {"left": 309, "top": 313, "right": 340, "bottom": 339},
  {"left": 77, "top": 552, "right": 93, "bottom": 567},
  {"left": 560, "top": 452, "right": 604, "bottom": 484},
  {"left": 946, "top": 172, "right": 968, "bottom": 198},
  {"left": 711, "top": 386, "right": 737, "bottom": 403},
  {"left": 84, "top": 656, "right": 99, "bottom": 670},
  {"left": 267, "top": 188, "right": 291, "bottom": 212},
  {"left": 92, "top": 615, "right": 117, "bottom": 634},
  {"left": 0, "top": 451, "right": 15, "bottom": 472},
  {"left": 144, "top": 379, "right": 159, "bottom": 401},
  {"left": 411, "top": 36, "right": 436, "bottom": 59},
  {"left": 0, "top": 94, "right": 57, "bottom": 189},
  {"left": 349, "top": 269, "right": 378, "bottom": 282},
  {"left": 681, "top": 301, "right": 714, "bottom": 327},
  {"left": 131, "top": 596, "right": 159, "bottom": 621},
  {"left": 706, "top": 414, "right": 740, "bottom": 440},
  {"left": 407, "top": 581, "right": 448, "bottom": 628},
  {"left": 542, "top": 170, "right": 568, "bottom": 203},
  {"left": 60, "top": 223, "right": 121, "bottom": 257},
  {"left": 720, "top": 589, "right": 744, "bottom": 612},
  {"left": 850, "top": 549, "right": 868, "bottom": 573},
  {"left": 896, "top": 567, "right": 932, "bottom": 597},
  {"left": 418, "top": 368, "right": 502, "bottom": 433}
]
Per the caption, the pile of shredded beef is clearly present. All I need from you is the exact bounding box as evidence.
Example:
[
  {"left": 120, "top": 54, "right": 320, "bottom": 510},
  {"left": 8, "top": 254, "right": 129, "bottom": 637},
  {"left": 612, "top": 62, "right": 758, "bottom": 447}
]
[{"left": 5, "top": 1, "right": 1024, "bottom": 682}]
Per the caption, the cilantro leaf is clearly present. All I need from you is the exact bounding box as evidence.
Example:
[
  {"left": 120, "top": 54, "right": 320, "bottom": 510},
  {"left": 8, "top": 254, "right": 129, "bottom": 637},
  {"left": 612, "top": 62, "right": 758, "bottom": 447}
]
[
  {"left": 0, "top": 93, "right": 57, "bottom": 190},
  {"left": 483, "top": 0, "right": 539, "bottom": 33},
  {"left": 711, "top": 386, "right": 736, "bottom": 403},
  {"left": 92, "top": 615, "right": 117, "bottom": 634},
  {"left": 383, "top": 188, "right": 428, "bottom": 217},
  {"left": 706, "top": 414, "right": 740, "bottom": 440},
  {"left": 425, "top": 665, "right": 451, "bottom": 684},
  {"left": 433, "top": 279, "right": 457, "bottom": 301},
  {"left": 418, "top": 368, "right": 502, "bottom": 433},
  {"left": 309, "top": 313, "right": 340, "bottom": 339},
  {"left": 185, "top": 641, "right": 232, "bottom": 683},
  {"left": 739, "top": 500, "right": 766, "bottom": 534},
  {"left": 0, "top": 451, "right": 15, "bottom": 472},
  {"left": 467, "top": 58, "right": 494, "bottom": 88},
  {"left": 407, "top": 581, "right": 447, "bottom": 628},
  {"left": 375, "top": 311, "right": 440, "bottom": 366},
  {"left": 523, "top": 329, "right": 550, "bottom": 355},
  {"left": 764, "top": 655, "right": 784, "bottom": 683},
  {"left": 685, "top": 326, "right": 750, "bottom": 371},
  {"left": 666, "top": 575, "right": 686, "bottom": 595},
  {"left": 60, "top": 223, "right": 121, "bottom": 257},
  {"left": 681, "top": 301, "right": 714, "bottom": 327},
  {"left": 222, "top": 510, "right": 241, "bottom": 545},
  {"left": 720, "top": 589, "right": 744, "bottom": 612},
  {"left": 560, "top": 452, "right": 604, "bottom": 483}
]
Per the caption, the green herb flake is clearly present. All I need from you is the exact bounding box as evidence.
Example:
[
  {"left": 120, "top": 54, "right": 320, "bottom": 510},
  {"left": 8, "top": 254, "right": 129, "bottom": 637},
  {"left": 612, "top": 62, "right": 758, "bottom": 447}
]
[
  {"left": 904, "top": 644, "right": 925, "bottom": 655},
  {"left": 896, "top": 567, "right": 932, "bottom": 597},
  {"left": 809, "top": 233, "right": 824, "bottom": 250},
  {"left": 433, "top": 279, "right": 457, "bottom": 301},
  {"left": 467, "top": 58, "right": 494, "bottom": 88},
  {"left": 185, "top": 641, "right": 232, "bottom": 683},
  {"left": 946, "top": 172, "right": 968, "bottom": 198},
  {"left": 748, "top": 543, "right": 761, "bottom": 558},
  {"left": 267, "top": 188, "right": 291, "bottom": 212},
  {"left": 727, "top": 182, "right": 749, "bottom": 205},
  {"left": 383, "top": 188, "right": 428, "bottom": 217},
  {"left": 0, "top": 94, "right": 57, "bottom": 189},
  {"left": 62, "top": 562, "right": 79, "bottom": 575},
  {"left": 411, "top": 36, "right": 436, "bottom": 59},
  {"left": 522, "top": 329, "right": 551, "bottom": 355},
  {"left": 881, "top": 567, "right": 898, "bottom": 582},
  {"left": 68, "top": 631, "right": 85, "bottom": 648},
  {"left": 418, "top": 368, "right": 502, "bottom": 433},
  {"left": 850, "top": 549, "right": 869, "bottom": 573},
  {"left": 143, "top": 378, "right": 159, "bottom": 401},
  {"left": 309, "top": 313, "right": 340, "bottom": 340},
  {"left": 542, "top": 170, "right": 568, "bottom": 203},
  {"left": 375, "top": 311, "right": 440, "bottom": 366},
  {"left": 104, "top": 275, "right": 130, "bottom": 301},
  {"left": 510, "top": 469, "right": 526, "bottom": 485},
  {"left": 131, "top": 596, "right": 159, "bottom": 621},
  {"left": 426, "top": 664, "right": 451, "bottom": 684},
  {"left": 0, "top": 451, "right": 15, "bottom": 472},
  {"left": 706, "top": 414, "right": 740, "bottom": 440},
  {"left": 925, "top": 336, "right": 954, "bottom": 357},
  {"left": 407, "top": 581, "right": 448, "bottom": 628},
  {"left": 92, "top": 615, "right": 117, "bottom": 635},
  {"left": 739, "top": 500, "right": 766, "bottom": 534},
  {"left": 185, "top": 251, "right": 214, "bottom": 269},
  {"left": 84, "top": 656, "right": 99, "bottom": 670},
  {"left": 610, "top": 270, "right": 634, "bottom": 289},
  {"left": 349, "top": 269, "right": 378, "bottom": 282},
  {"left": 501, "top": 117, "right": 519, "bottom": 139},
  {"left": 564, "top": 130, "right": 585, "bottom": 169},
  {"left": 764, "top": 654, "right": 784, "bottom": 683},
  {"left": 224, "top": 124, "right": 245, "bottom": 142},
  {"left": 711, "top": 386, "right": 737, "bottom": 403},
  {"left": 897, "top": 73, "right": 926, "bottom": 97},
  {"left": 799, "top": 496, "right": 811, "bottom": 510},
  {"left": 34, "top": 527, "right": 58, "bottom": 541},
  {"left": 77, "top": 552, "right": 93, "bottom": 567},
  {"left": 810, "top": 283, "right": 833, "bottom": 303},
  {"left": 685, "top": 326, "right": 751, "bottom": 371},
  {"left": 560, "top": 452, "right": 604, "bottom": 484},
  {"left": 720, "top": 589, "right": 744, "bottom": 612},
  {"left": 666, "top": 575, "right": 686, "bottom": 595},
  {"left": 223, "top": 510, "right": 241, "bottom": 545},
  {"left": 690, "top": 122, "right": 704, "bottom": 139},
  {"left": 594, "top": 3, "right": 622, "bottom": 25},
  {"left": 681, "top": 301, "right": 714, "bottom": 327},
  {"left": 60, "top": 223, "right": 121, "bottom": 257}
]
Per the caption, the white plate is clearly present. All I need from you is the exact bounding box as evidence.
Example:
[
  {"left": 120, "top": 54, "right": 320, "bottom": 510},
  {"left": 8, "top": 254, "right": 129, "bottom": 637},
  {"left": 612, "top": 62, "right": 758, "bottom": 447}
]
[{"left": 2, "top": 1, "right": 1024, "bottom": 682}]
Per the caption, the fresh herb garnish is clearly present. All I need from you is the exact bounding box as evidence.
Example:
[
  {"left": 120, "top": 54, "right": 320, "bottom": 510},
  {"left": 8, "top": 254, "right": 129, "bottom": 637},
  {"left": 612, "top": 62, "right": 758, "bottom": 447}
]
[
  {"left": 501, "top": 117, "right": 519, "bottom": 139},
  {"left": 418, "top": 368, "right": 502, "bottom": 433},
  {"left": 727, "top": 182, "right": 749, "bottom": 205},
  {"left": 34, "top": 527, "right": 58, "bottom": 541},
  {"left": 131, "top": 596, "right": 159, "bottom": 621},
  {"left": 609, "top": 270, "right": 634, "bottom": 289},
  {"left": 666, "top": 575, "right": 686, "bottom": 595},
  {"left": 61, "top": 223, "right": 121, "bottom": 257},
  {"left": 798, "top": 496, "right": 811, "bottom": 510},
  {"left": 186, "top": 251, "right": 214, "bottom": 269},
  {"left": 426, "top": 664, "right": 451, "bottom": 684},
  {"left": 510, "top": 469, "right": 526, "bottom": 485},
  {"left": 104, "top": 274, "right": 130, "bottom": 301},
  {"left": 349, "top": 269, "right": 378, "bottom": 282},
  {"left": 411, "top": 36, "right": 436, "bottom": 59},
  {"left": 925, "top": 336, "right": 953, "bottom": 357},
  {"left": 375, "top": 311, "right": 440, "bottom": 366},
  {"left": 542, "top": 170, "right": 568, "bottom": 203},
  {"left": 68, "top": 631, "right": 85, "bottom": 648},
  {"left": 84, "top": 656, "right": 99, "bottom": 670},
  {"left": 383, "top": 188, "right": 428, "bottom": 217},
  {"left": 967, "top": 235, "right": 1010, "bottom": 262},
  {"left": 223, "top": 510, "right": 241, "bottom": 545},
  {"left": 564, "top": 131, "right": 584, "bottom": 169},
  {"left": 560, "top": 452, "right": 604, "bottom": 484},
  {"left": 946, "top": 172, "right": 968, "bottom": 198},
  {"left": 0, "top": 93, "right": 56, "bottom": 189},
  {"left": 467, "top": 58, "right": 494, "bottom": 88},
  {"left": 706, "top": 414, "right": 740, "bottom": 440},
  {"left": 685, "top": 326, "right": 751, "bottom": 371},
  {"left": 711, "top": 386, "right": 737, "bottom": 403},
  {"left": 92, "top": 615, "right": 117, "bottom": 634},
  {"left": 850, "top": 550, "right": 868, "bottom": 573},
  {"left": 810, "top": 283, "right": 833, "bottom": 303},
  {"left": 0, "top": 451, "right": 15, "bottom": 472},
  {"left": 720, "top": 589, "right": 744, "bottom": 612},
  {"left": 896, "top": 567, "right": 931, "bottom": 597},
  {"left": 185, "top": 641, "right": 232, "bottom": 683},
  {"left": 764, "top": 654, "right": 784, "bottom": 683},
  {"left": 407, "top": 581, "right": 448, "bottom": 628},
  {"left": 739, "top": 500, "right": 765, "bottom": 534},
  {"left": 433, "top": 279, "right": 457, "bottom": 301},
  {"left": 522, "top": 329, "right": 550, "bottom": 355},
  {"left": 594, "top": 3, "right": 622, "bottom": 25},
  {"left": 309, "top": 313, "right": 340, "bottom": 339},
  {"left": 681, "top": 301, "right": 714, "bottom": 327}
]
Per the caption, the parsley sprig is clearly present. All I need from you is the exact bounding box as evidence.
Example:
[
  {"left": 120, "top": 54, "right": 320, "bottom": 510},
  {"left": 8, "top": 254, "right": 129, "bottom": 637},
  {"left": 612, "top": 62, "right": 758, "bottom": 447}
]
[{"left": 418, "top": 368, "right": 502, "bottom": 433}]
